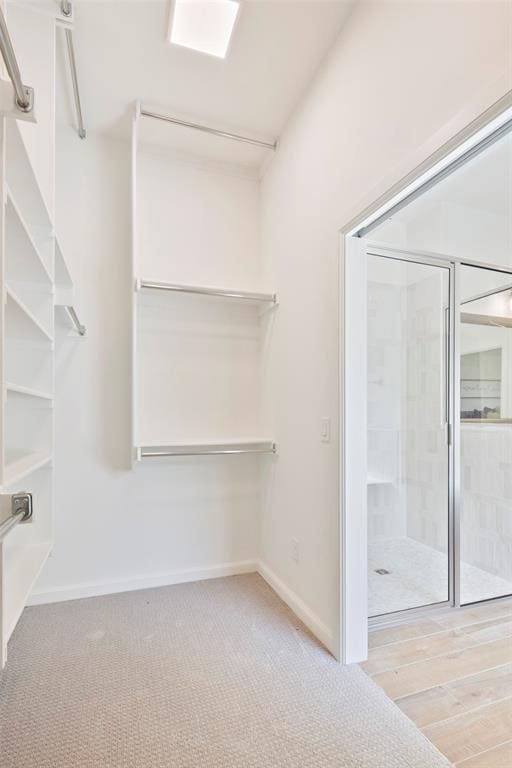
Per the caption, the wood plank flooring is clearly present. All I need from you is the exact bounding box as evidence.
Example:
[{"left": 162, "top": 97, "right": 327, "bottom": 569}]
[{"left": 363, "top": 598, "right": 512, "bottom": 767}]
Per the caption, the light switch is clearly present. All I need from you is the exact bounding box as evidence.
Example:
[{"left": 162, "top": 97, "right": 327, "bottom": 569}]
[{"left": 321, "top": 417, "right": 331, "bottom": 443}]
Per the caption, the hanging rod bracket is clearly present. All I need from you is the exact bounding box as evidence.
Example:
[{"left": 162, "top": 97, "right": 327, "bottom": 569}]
[{"left": 0, "top": 79, "right": 35, "bottom": 122}]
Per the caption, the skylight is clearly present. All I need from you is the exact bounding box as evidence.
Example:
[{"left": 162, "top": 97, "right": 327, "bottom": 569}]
[{"left": 168, "top": 0, "right": 240, "bottom": 59}]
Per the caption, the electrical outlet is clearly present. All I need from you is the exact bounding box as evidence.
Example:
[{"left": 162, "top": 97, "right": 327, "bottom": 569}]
[
  {"left": 321, "top": 417, "right": 331, "bottom": 443},
  {"left": 291, "top": 537, "right": 299, "bottom": 563}
]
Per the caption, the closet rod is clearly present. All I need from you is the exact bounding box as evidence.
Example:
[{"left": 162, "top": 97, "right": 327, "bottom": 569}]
[
  {"left": 61, "top": 2, "right": 86, "bottom": 139},
  {"left": 139, "top": 280, "right": 277, "bottom": 304},
  {"left": 140, "top": 443, "right": 277, "bottom": 458},
  {"left": 0, "top": 502, "right": 31, "bottom": 542},
  {"left": 60, "top": 305, "right": 86, "bottom": 335},
  {"left": 0, "top": 6, "right": 33, "bottom": 113},
  {"left": 140, "top": 107, "right": 277, "bottom": 151}
]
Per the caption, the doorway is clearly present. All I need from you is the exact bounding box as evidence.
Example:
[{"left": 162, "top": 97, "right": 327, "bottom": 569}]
[{"left": 341, "top": 104, "right": 512, "bottom": 661}]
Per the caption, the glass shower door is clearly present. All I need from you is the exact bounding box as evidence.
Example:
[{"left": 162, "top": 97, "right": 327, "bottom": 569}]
[
  {"left": 459, "top": 264, "right": 512, "bottom": 604},
  {"left": 367, "top": 252, "right": 452, "bottom": 617}
]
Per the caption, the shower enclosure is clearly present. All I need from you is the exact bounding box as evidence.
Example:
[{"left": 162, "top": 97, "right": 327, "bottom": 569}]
[
  {"left": 366, "top": 251, "right": 512, "bottom": 619},
  {"left": 342, "top": 111, "right": 512, "bottom": 645}
]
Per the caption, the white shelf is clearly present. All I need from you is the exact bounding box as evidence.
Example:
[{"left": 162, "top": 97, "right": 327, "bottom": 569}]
[
  {"left": 5, "top": 190, "right": 53, "bottom": 285},
  {"left": 4, "top": 450, "right": 53, "bottom": 487},
  {"left": 5, "top": 382, "right": 53, "bottom": 401},
  {"left": 2, "top": 541, "right": 51, "bottom": 642},
  {"left": 5, "top": 119, "right": 53, "bottom": 233},
  {"left": 55, "top": 238, "right": 73, "bottom": 285},
  {"left": 6, "top": 285, "right": 53, "bottom": 343},
  {"left": 138, "top": 278, "right": 277, "bottom": 305},
  {"left": 138, "top": 439, "right": 276, "bottom": 458}
]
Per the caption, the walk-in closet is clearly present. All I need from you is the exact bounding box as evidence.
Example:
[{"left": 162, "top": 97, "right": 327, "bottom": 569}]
[{"left": 1, "top": 2, "right": 511, "bottom": 767}]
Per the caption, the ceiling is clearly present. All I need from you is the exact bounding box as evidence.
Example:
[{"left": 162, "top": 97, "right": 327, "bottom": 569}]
[{"left": 58, "top": 0, "right": 355, "bottom": 160}]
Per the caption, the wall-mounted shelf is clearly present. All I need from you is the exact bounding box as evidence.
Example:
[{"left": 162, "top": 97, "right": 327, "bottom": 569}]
[
  {"left": 137, "top": 279, "right": 277, "bottom": 305},
  {"left": 137, "top": 440, "right": 277, "bottom": 459},
  {"left": 3, "top": 450, "right": 52, "bottom": 487},
  {"left": 6, "top": 285, "right": 53, "bottom": 342}
]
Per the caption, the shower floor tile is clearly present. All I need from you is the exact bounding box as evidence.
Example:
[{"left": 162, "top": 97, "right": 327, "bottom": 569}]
[{"left": 369, "top": 538, "right": 512, "bottom": 617}]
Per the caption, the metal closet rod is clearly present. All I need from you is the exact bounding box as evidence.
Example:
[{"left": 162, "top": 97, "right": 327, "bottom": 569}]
[
  {"left": 61, "top": 1, "right": 86, "bottom": 139},
  {"left": 140, "top": 443, "right": 277, "bottom": 458},
  {"left": 140, "top": 107, "right": 277, "bottom": 151},
  {"left": 60, "top": 305, "right": 86, "bottom": 336},
  {"left": 0, "top": 504, "right": 31, "bottom": 542},
  {"left": 139, "top": 279, "right": 276, "bottom": 304},
  {"left": 0, "top": 5, "right": 33, "bottom": 112}
]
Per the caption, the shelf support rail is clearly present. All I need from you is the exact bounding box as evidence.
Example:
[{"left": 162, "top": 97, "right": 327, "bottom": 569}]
[
  {"left": 140, "top": 107, "right": 277, "bottom": 151},
  {"left": 139, "top": 442, "right": 277, "bottom": 458},
  {"left": 0, "top": 6, "right": 34, "bottom": 114},
  {"left": 60, "top": 1, "right": 86, "bottom": 139}
]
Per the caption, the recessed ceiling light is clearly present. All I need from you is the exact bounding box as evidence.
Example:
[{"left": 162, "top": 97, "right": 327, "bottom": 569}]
[{"left": 168, "top": 0, "right": 240, "bottom": 59}]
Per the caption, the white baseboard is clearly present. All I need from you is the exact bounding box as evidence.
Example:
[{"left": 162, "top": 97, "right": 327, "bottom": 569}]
[
  {"left": 28, "top": 560, "right": 258, "bottom": 606},
  {"left": 257, "top": 560, "right": 335, "bottom": 655},
  {"left": 28, "top": 558, "right": 336, "bottom": 659}
]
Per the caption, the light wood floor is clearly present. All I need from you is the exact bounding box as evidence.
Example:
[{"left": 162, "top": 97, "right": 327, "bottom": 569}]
[{"left": 362, "top": 598, "right": 512, "bottom": 767}]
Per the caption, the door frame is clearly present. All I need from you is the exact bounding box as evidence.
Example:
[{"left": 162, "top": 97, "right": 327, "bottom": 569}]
[{"left": 338, "top": 91, "right": 512, "bottom": 664}]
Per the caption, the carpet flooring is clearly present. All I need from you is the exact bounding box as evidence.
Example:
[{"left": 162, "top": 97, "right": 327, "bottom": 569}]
[{"left": 0, "top": 573, "right": 450, "bottom": 767}]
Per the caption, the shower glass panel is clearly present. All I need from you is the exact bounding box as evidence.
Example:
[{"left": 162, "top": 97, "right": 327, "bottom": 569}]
[
  {"left": 459, "top": 264, "right": 512, "bottom": 604},
  {"left": 367, "top": 254, "right": 451, "bottom": 618}
]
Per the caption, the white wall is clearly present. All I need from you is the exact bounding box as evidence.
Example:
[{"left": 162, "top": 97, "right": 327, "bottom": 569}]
[
  {"left": 259, "top": 0, "right": 512, "bottom": 651},
  {"left": 31, "top": 129, "right": 260, "bottom": 602}
]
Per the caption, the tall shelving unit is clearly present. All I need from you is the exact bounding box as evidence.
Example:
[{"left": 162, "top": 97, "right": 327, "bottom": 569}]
[
  {"left": 131, "top": 103, "right": 278, "bottom": 462},
  {"left": 0, "top": 1, "right": 85, "bottom": 666}
]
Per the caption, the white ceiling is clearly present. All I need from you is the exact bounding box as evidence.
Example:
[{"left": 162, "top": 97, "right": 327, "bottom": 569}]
[{"left": 62, "top": 0, "right": 354, "bottom": 157}]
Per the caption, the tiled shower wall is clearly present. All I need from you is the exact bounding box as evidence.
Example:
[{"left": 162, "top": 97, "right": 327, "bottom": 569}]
[
  {"left": 461, "top": 424, "right": 512, "bottom": 581},
  {"left": 367, "top": 281, "right": 404, "bottom": 541},
  {"left": 403, "top": 273, "right": 449, "bottom": 554}
]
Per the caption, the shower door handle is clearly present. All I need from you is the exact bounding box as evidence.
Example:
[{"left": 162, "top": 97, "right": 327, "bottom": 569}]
[{"left": 443, "top": 306, "right": 451, "bottom": 444}]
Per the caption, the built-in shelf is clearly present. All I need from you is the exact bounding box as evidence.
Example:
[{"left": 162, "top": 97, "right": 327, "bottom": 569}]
[
  {"left": 5, "top": 119, "right": 53, "bottom": 233},
  {"left": 2, "top": 541, "right": 52, "bottom": 641},
  {"left": 6, "top": 286, "right": 53, "bottom": 343},
  {"left": 55, "top": 238, "right": 72, "bottom": 286},
  {"left": 138, "top": 278, "right": 277, "bottom": 305},
  {"left": 5, "top": 382, "right": 53, "bottom": 401},
  {"left": 3, "top": 450, "right": 53, "bottom": 487},
  {"left": 137, "top": 440, "right": 277, "bottom": 459},
  {"left": 5, "top": 190, "right": 53, "bottom": 285}
]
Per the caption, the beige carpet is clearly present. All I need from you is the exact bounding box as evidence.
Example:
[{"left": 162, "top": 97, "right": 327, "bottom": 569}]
[{"left": 0, "top": 574, "right": 450, "bottom": 767}]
